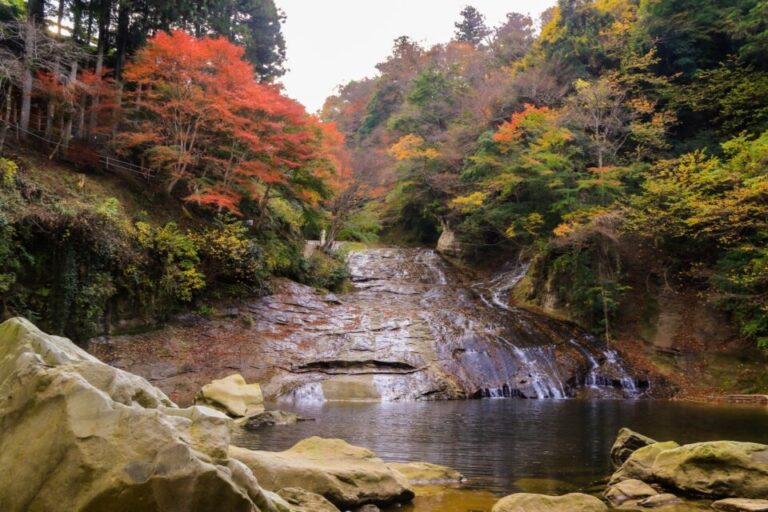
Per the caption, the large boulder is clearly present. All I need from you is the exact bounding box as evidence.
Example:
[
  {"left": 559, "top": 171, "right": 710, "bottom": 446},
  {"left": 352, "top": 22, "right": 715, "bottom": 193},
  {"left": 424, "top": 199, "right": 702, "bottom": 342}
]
[
  {"left": 0, "top": 317, "right": 279, "bottom": 512},
  {"left": 491, "top": 493, "right": 608, "bottom": 512},
  {"left": 611, "top": 428, "right": 657, "bottom": 467},
  {"left": 195, "top": 373, "right": 264, "bottom": 418},
  {"left": 651, "top": 441, "right": 768, "bottom": 498},
  {"left": 610, "top": 441, "right": 680, "bottom": 484},
  {"left": 229, "top": 437, "right": 415, "bottom": 509}
]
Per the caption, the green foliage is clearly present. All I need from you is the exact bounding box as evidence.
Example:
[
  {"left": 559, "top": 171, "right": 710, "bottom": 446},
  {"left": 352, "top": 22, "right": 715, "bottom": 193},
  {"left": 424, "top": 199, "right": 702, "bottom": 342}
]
[
  {"left": 135, "top": 221, "right": 205, "bottom": 302},
  {"left": 0, "top": 158, "right": 17, "bottom": 188},
  {"left": 302, "top": 250, "right": 349, "bottom": 292},
  {"left": 338, "top": 205, "right": 382, "bottom": 244},
  {"left": 630, "top": 131, "right": 768, "bottom": 345}
]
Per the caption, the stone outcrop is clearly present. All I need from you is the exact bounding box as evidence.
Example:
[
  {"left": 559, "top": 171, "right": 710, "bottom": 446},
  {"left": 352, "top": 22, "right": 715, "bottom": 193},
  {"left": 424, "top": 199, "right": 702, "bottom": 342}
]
[
  {"left": 610, "top": 427, "right": 657, "bottom": 467},
  {"left": 491, "top": 492, "right": 608, "bottom": 512},
  {"left": 608, "top": 429, "right": 768, "bottom": 503},
  {"left": 195, "top": 373, "right": 264, "bottom": 418},
  {"left": 229, "top": 437, "right": 415, "bottom": 509},
  {"left": 0, "top": 317, "right": 280, "bottom": 512},
  {"left": 652, "top": 441, "right": 768, "bottom": 498},
  {"left": 387, "top": 461, "right": 464, "bottom": 484}
]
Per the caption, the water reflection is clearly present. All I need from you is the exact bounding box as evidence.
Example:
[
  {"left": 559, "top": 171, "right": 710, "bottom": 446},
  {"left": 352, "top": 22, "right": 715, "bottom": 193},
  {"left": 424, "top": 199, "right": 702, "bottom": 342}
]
[{"left": 232, "top": 400, "right": 768, "bottom": 494}]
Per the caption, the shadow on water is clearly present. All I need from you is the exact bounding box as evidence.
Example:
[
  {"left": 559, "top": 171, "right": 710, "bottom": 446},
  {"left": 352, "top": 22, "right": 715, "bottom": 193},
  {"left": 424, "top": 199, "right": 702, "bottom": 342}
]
[{"left": 233, "top": 399, "right": 768, "bottom": 496}]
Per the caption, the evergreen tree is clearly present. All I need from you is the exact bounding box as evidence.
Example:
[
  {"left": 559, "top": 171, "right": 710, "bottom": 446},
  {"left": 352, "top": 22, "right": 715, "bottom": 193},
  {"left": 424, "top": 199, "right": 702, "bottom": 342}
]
[{"left": 454, "top": 5, "right": 488, "bottom": 45}]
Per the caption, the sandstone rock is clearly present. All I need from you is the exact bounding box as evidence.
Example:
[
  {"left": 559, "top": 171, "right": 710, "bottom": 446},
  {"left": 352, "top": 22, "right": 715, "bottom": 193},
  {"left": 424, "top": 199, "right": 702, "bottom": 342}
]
[
  {"left": 652, "top": 441, "right": 768, "bottom": 498},
  {"left": 0, "top": 317, "right": 278, "bottom": 512},
  {"left": 276, "top": 488, "right": 340, "bottom": 512},
  {"left": 638, "top": 493, "right": 681, "bottom": 508},
  {"left": 242, "top": 410, "right": 298, "bottom": 430},
  {"left": 436, "top": 225, "right": 462, "bottom": 257},
  {"left": 712, "top": 498, "right": 768, "bottom": 511},
  {"left": 491, "top": 493, "right": 608, "bottom": 512},
  {"left": 195, "top": 373, "right": 264, "bottom": 417},
  {"left": 229, "top": 437, "right": 415, "bottom": 509},
  {"left": 611, "top": 428, "right": 657, "bottom": 467},
  {"left": 387, "top": 461, "right": 464, "bottom": 484},
  {"left": 604, "top": 479, "right": 657, "bottom": 506},
  {"left": 610, "top": 441, "right": 680, "bottom": 484}
]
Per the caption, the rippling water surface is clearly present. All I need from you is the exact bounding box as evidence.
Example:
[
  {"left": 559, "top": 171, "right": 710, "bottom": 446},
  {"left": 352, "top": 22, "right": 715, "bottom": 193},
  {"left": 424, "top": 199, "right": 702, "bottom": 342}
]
[{"left": 233, "top": 399, "right": 768, "bottom": 495}]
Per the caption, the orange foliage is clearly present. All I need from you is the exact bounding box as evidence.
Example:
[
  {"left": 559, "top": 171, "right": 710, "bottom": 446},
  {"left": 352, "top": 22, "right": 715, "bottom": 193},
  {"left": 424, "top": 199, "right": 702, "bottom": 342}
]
[{"left": 119, "top": 30, "right": 346, "bottom": 215}]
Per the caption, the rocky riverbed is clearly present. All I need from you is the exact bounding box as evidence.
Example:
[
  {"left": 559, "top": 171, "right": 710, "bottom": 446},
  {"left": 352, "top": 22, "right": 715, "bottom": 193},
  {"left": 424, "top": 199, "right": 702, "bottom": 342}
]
[{"left": 88, "top": 248, "right": 649, "bottom": 405}]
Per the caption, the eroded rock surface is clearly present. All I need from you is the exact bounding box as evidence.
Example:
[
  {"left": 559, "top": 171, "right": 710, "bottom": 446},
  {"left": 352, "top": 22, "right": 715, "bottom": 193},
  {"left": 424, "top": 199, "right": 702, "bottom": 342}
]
[
  {"left": 0, "top": 317, "right": 279, "bottom": 512},
  {"left": 195, "top": 373, "right": 264, "bottom": 417},
  {"left": 89, "top": 248, "right": 643, "bottom": 404},
  {"left": 611, "top": 428, "right": 657, "bottom": 467},
  {"left": 229, "top": 437, "right": 414, "bottom": 509}
]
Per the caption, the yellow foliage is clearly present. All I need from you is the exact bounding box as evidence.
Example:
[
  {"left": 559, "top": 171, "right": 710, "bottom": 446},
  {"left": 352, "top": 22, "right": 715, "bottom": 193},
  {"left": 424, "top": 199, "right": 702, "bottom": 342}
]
[
  {"left": 450, "top": 191, "right": 487, "bottom": 212},
  {"left": 388, "top": 134, "right": 440, "bottom": 161}
]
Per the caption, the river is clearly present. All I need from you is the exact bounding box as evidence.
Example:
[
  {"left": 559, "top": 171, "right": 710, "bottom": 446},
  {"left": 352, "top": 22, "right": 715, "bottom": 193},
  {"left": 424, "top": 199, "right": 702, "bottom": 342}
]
[{"left": 234, "top": 399, "right": 768, "bottom": 500}]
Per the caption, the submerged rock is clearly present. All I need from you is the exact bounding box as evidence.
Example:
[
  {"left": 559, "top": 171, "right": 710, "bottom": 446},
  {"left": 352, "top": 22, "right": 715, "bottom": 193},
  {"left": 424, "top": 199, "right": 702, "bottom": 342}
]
[
  {"left": 387, "top": 461, "right": 464, "bottom": 484},
  {"left": 604, "top": 478, "right": 658, "bottom": 506},
  {"left": 229, "top": 437, "right": 415, "bottom": 509},
  {"left": 638, "top": 493, "right": 682, "bottom": 508},
  {"left": 652, "top": 441, "right": 768, "bottom": 498},
  {"left": 491, "top": 492, "right": 608, "bottom": 512},
  {"left": 611, "top": 428, "right": 657, "bottom": 467},
  {"left": 242, "top": 410, "right": 298, "bottom": 430},
  {"left": 0, "top": 317, "right": 279, "bottom": 512},
  {"left": 195, "top": 373, "right": 265, "bottom": 418},
  {"left": 712, "top": 498, "right": 768, "bottom": 511}
]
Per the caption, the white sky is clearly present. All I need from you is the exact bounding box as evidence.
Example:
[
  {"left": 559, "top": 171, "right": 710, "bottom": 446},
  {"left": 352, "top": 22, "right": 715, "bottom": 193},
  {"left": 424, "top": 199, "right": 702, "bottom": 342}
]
[{"left": 274, "top": 1, "right": 556, "bottom": 113}]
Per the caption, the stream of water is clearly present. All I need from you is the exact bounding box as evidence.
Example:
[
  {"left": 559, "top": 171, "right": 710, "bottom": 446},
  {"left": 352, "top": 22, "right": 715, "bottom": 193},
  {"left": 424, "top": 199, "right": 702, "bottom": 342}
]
[{"left": 234, "top": 400, "right": 768, "bottom": 496}]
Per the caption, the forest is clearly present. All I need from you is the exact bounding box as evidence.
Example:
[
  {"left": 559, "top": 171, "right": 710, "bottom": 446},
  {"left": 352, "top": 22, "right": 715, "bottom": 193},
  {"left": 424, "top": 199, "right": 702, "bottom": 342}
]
[{"left": 323, "top": 0, "right": 768, "bottom": 347}]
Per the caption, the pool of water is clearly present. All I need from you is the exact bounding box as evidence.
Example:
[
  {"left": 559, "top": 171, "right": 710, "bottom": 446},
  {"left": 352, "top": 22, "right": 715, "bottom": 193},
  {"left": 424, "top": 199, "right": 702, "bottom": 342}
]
[{"left": 233, "top": 399, "right": 768, "bottom": 495}]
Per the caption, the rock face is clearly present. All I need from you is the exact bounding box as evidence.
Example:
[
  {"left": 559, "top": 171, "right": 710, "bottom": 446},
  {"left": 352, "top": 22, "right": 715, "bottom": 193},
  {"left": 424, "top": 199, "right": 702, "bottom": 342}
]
[
  {"left": 491, "top": 492, "right": 608, "bottom": 512},
  {"left": 436, "top": 225, "right": 462, "bottom": 257},
  {"left": 229, "top": 437, "right": 415, "bottom": 509},
  {"left": 89, "top": 248, "right": 643, "bottom": 404},
  {"left": 611, "top": 428, "right": 657, "bottom": 467},
  {"left": 195, "top": 373, "right": 264, "bottom": 418},
  {"left": 0, "top": 317, "right": 279, "bottom": 512},
  {"left": 652, "top": 441, "right": 768, "bottom": 498}
]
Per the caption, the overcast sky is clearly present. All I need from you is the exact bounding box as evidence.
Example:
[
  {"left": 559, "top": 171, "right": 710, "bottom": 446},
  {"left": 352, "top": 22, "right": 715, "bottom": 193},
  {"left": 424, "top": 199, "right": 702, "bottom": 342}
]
[{"left": 273, "top": 1, "right": 556, "bottom": 113}]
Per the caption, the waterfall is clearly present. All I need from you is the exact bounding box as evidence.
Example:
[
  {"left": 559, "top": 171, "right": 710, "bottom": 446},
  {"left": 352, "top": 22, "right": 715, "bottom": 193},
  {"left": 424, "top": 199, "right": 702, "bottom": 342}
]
[{"left": 499, "top": 336, "right": 566, "bottom": 399}]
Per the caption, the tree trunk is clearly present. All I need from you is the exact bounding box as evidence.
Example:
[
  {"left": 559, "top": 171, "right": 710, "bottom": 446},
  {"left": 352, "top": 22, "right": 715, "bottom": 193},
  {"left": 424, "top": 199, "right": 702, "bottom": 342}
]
[
  {"left": 20, "top": 20, "right": 35, "bottom": 140},
  {"left": 88, "top": 0, "right": 111, "bottom": 140},
  {"left": 0, "top": 87, "right": 12, "bottom": 151},
  {"left": 114, "top": 0, "right": 130, "bottom": 80}
]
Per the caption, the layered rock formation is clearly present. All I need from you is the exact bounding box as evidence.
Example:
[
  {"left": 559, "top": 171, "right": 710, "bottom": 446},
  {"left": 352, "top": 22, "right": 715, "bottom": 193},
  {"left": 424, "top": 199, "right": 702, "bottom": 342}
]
[{"left": 89, "top": 248, "right": 644, "bottom": 404}]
